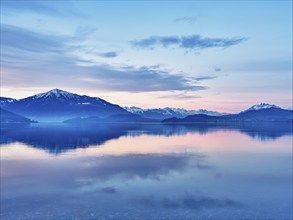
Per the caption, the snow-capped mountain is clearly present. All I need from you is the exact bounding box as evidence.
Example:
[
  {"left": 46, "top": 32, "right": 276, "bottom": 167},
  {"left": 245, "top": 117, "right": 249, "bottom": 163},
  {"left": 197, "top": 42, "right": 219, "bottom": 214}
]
[
  {"left": 124, "top": 106, "right": 227, "bottom": 119},
  {"left": 22, "top": 89, "right": 107, "bottom": 104},
  {"left": 32, "top": 88, "right": 77, "bottom": 100},
  {"left": 0, "top": 97, "right": 17, "bottom": 104},
  {"left": 124, "top": 107, "right": 145, "bottom": 114},
  {"left": 245, "top": 103, "right": 281, "bottom": 112},
  {"left": 1, "top": 89, "right": 291, "bottom": 123},
  {"left": 233, "top": 103, "right": 292, "bottom": 121},
  {"left": 0, "top": 89, "right": 129, "bottom": 122},
  {"left": 192, "top": 109, "right": 227, "bottom": 116}
]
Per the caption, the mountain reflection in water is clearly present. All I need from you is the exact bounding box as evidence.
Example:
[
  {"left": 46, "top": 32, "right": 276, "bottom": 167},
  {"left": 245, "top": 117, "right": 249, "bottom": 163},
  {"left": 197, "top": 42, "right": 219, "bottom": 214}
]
[
  {"left": 1, "top": 122, "right": 292, "bottom": 154},
  {"left": 0, "top": 122, "right": 292, "bottom": 219}
]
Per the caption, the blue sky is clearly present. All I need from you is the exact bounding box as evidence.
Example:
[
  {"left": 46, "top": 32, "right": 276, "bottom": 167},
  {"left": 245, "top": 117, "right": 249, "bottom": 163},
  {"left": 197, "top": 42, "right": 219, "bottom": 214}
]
[{"left": 0, "top": 1, "right": 292, "bottom": 112}]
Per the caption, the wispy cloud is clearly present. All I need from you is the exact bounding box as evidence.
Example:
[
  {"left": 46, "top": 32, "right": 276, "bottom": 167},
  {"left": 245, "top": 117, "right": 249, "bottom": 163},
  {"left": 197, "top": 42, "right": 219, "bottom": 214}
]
[
  {"left": 98, "top": 51, "right": 119, "bottom": 58},
  {"left": 214, "top": 67, "right": 222, "bottom": 72},
  {"left": 79, "top": 65, "right": 207, "bottom": 92},
  {"left": 158, "top": 92, "right": 201, "bottom": 100},
  {"left": 1, "top": 24, "right": 207, "bottom": 93},
  {"left": 173, "top": 16, "right": 197, "bottom": 24},
  {"left": 79, "top": 48, "right": 120, "bottom": 58},
  {"left": 132, "top": 35, "right": 247, "bottom": 51},
  {"left": 1, "top": 24, "right": 66, "bottom": 53},
  {"left": 194, "top": 76, "right": 217, "bottom": 81},
  {"left": 72, "top": 153, "right": 206, "bottom": 181},
  {"left": 99, "top": 187, "right": 118, "bottom": 194},
  {"left": 1, "top": 1, "right": 86, "bottom": 18}
]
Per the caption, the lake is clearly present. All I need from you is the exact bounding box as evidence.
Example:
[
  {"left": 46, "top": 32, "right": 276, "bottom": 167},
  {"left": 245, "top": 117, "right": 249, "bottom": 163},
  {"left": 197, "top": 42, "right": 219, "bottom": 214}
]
[{"left": 0, "top": 123, "right": 292, "bottom": 219}]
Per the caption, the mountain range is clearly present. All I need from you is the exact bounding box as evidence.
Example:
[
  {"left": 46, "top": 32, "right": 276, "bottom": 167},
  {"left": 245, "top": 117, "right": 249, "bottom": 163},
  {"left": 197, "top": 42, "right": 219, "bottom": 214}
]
[
  {"left": 0, "top": 89, "right": 292, "bottom": 123},
  {"left": 163, "top": 104, "right": 293, "bottom": 123},
  {"left": 124, "top": 106, "right": 227, "bottom": 119}
]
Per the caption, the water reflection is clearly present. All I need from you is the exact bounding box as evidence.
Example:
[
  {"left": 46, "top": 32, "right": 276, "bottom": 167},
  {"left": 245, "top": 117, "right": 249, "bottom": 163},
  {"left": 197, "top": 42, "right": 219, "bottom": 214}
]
[
  {"left": 1, "top": 153, "right": 213, "bottom": 194},
  {"left": 132, "top": 194, "right": 243, "bottom": 210},
  {"left": 1, "top": 123, "right": 292, "bottom": 219},
  {"left": 1, "top": 122, "right": 292, "bottom": 154},
  {"left": 2, "top": 151, "right": 238, "bottom": 219},
  {"left": 0, "top": 124, "right": 128, "bottom": 154}
]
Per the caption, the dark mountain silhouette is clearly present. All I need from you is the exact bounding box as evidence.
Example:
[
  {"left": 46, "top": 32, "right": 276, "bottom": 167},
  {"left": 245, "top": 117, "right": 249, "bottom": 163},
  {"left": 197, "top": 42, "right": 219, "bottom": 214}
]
[{"left": 0, "top": 108, "right": 34, "bottom": 123}]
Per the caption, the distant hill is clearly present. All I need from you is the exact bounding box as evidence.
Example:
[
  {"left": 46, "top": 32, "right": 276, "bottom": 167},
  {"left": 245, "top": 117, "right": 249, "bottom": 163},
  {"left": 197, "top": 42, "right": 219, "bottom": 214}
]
[
  {"left": 163, "top": 103, "right": 293, "bottom": 123},
  {"left": 0, "top": 108, "right": 34, "bottom": 123},
  {"left": 124, "top": 106, "right": 227, "bottom": 119},
  {"left": 163, "top": 114, "right": 225, "bottom": 123},
  {"left": 0, "top": 89, "right": 130, "bottom": 122}
]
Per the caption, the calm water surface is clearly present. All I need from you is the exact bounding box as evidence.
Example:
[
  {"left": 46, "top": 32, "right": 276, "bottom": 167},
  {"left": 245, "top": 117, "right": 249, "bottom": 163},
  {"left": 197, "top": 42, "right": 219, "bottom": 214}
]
[{"left": 1, "top": 123, "right": 292, "bottom": 219}]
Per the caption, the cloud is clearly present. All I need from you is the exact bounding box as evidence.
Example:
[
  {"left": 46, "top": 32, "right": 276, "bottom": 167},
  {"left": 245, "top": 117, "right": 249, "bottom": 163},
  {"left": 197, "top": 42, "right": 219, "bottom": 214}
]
[
  {"left": 1, "top": 1, "right": 86, "bottom": 18},
  {"left": 2, "top": 152, "right": 211, "bottom": 190},
  {"left": 73, "top": 26, "right": 98, "bottom": 42},
  {"left": 99, "top": 187, "right": 118, "bottom": 194},
  {"left": 98, "top": 51, "right": 119, "bottom": 58},
  {"left": 132, "top": 35, "right": 247, "bottom": 51},
  {"left": 1, "top": 1, "right": 58, "bottom": 15},
  {"left": 173, "top": 16, "right": 197, "bottom": 24},
  {"left": 81, "top": 65, "right": 207, "bottom": 92},
  {"left": 133, "top": 194, "right": 243, "bottom": 210},
  {"left": 194, "top": 76, "right": 217, "bottom": 81},
  {"left": 1, "top": 25, "right": 207, "bottom": 93},
  {"left": 158, "top": 92, "right": 201, "bottom": 100},
  {"left": 78, "top": 49, "right": 119, "bottom": 58},
  {"left": 1, "top": 24, "right": 66, "bottom": 53},
  {"left": 214, "top": 67, "right": 222, "bottom": 72},
  {"left": 77, "top": 153, "right": 203, "bottom": 181}
]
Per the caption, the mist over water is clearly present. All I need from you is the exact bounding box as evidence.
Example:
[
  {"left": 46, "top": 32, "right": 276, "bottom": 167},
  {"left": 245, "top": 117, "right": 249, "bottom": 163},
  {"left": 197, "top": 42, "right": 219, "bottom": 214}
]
[{"left": 1, "top": 123, "right": 292, "bottom": 219}]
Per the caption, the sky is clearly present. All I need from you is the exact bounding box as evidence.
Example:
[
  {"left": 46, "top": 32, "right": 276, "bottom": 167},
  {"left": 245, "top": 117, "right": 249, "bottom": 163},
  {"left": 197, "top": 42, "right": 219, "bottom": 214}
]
[{"left": 0, "top": 1, "right": 292, "bottom": 112}]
